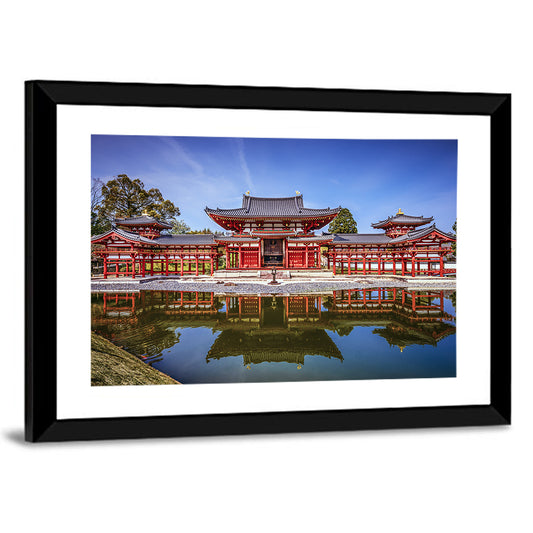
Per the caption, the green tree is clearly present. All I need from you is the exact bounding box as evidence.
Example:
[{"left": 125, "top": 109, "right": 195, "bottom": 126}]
[
  {"left": 98, "top": 174, "right": 180, "bottom": 222},
  {"left": 171, "top": 219, "right": 192, "bottom": 234},
  {"left": 91, "top": 177, "right": 111, "bottom": 235},
  {"left": 186, "top": 228, "right": 213, "bottom": 234},
  {"left": 328, "top": 208, "right": 358, "bottom": 233},
  {"left": 451, "top": 219, "right": 457, "bottom": 255}
]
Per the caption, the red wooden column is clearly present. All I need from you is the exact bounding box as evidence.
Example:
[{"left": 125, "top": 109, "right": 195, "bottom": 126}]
[
  {"left": 362, "top": 255, "right": 366, "bottom": 275},
  {"left": 439, "top": 254, "right": 444, "bottom": 277},
  {"left": 195, "top": 253, "right": 199, "bottom": 275},
  {"left": 103, "top": 254, "right": 108, "bottom": 279},
  {"left": 333, "top": 254, "right": 336, "bottom": 275},
  {"left": 348, "top": 253, "right": 351, "bottom": 275},
  {"left": 401, "top": 256, "right": 406, "bottom": 276},
  {"left": 150, "top": 255, "right": 154, "bottom": 276},
  {"left": 305, "top": 244, "right": 309, "bottom": 268},
  {"left": 131, "top": 254, "right": 136, "bottom": 279},
  {"left": 238, "top": 245, "right": 242, "bottom": 269},
  {"left": 180, "top": 255, "right": 184, "bottom": 276},
  {"left": 165, "top": 254, "right": 169, "bottom": 276},
  {"left": 377, "top": 254, "right": 381, "bottom": 275},
  {"left": 411, "top": 255, "right": 416, "bottom": 277},
  {"left": 210, "top": 257, "right": 214, "bottom": 275}
]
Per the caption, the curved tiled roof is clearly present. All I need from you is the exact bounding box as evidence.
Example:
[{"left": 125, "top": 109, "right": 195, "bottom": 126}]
[
  {"left": 371, "top": 213, "right": 433, "bottom": 229},
  {"left": 389, "top": 224, "right": 456, "bottom": 243},
  {"left": 288, "top": 235, "right": 334, "bottom": 243},
  {"left": 214, "top": 236, "right": 260, "bottom": 243},
  {"left": 205, "top": 194, "right": 341, "bottom": 218},
  {"left": 114, "top": 215, "right": 173, "bottom": 229},
  {"left": 91, "top": 227, "right": 156, "bottom": 245},
  {"left": 154, "top": 234, "right": 216, "bottom": 245},
  {"left": 331, "top": 233, "right": 392, "bottom": 245}
]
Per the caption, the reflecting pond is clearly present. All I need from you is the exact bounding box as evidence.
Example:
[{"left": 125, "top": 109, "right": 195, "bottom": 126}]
[{"left": 91, "top": 289, "right": 456, "bottom": 384}]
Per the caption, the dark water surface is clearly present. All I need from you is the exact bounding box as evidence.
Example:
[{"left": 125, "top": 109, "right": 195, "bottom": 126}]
[{"left": 91, "top": 289, "right": 456, "bottom": 384}]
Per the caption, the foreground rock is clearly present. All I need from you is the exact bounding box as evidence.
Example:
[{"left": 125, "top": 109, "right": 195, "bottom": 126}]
[{"left": 91, "top": 332, "right": 179, "bottom": 386}]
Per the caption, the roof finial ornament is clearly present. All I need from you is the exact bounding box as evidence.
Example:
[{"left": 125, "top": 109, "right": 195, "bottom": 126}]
[
  {"left": 295, "top": 190, "right": 301, "bottom": 196},
  {"left": 142, "top": 209, "right": 149, "bottom": 216},
  {"left": 397, "top": 208, "right": 404, "bottom": 215},
  {"left": 245, "top": 190, "right": 250, "bottom": 196}
]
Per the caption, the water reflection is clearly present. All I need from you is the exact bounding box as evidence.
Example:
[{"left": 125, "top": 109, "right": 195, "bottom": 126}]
[{"left": 91, "top": 289, "right": 456, "bottom": 383}]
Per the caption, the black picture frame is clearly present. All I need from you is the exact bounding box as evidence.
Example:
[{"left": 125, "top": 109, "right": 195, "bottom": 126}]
[{"left": 25, "top": 81, "right": 511, "bottom": 442}]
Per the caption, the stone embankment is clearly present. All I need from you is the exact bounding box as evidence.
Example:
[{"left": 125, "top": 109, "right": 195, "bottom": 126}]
[
  {"left": 91, "top": 274, "right": 456, "bottom": 294},
  {"left": 91, "top": 332, "right": 178, "bottom": 386}
]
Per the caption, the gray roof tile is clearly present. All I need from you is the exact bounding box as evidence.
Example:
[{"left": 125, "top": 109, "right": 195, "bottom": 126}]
[
  {"left": 154, "top": 234, "right": 216, "bottom": 245},
  {"left": 114, "top": 215, "right": 173, "bottom": 229},
  {"left": 330, "top": 233, "right": 392, "bottom": 245},
  {"left": 91, "top": 227, "right": 156, "bottom": 244},
  {"left": 372, "top": 213, "right": 433, "bottom": 228},
  {"left": 206, "top": 195, "right": 341, "bottom": 218},
  {"left": 389, "top": 224, "right": 456, "bottom": 243}
]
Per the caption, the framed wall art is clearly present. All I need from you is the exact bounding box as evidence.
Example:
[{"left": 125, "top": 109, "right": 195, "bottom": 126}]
[{"left": 25, "top": 81, "right": 511, "bottom": 441}]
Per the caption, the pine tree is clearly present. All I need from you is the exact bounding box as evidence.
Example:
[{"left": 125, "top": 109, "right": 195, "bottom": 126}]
[
  {"left": 98, "top": 174, "right": 180, "bottom": 221},
  {"left": 328, "top": 208, "right": 358, "bottom": 233},
  {"left": 451, "top": 220, "right": 457, "bottom": 255}
]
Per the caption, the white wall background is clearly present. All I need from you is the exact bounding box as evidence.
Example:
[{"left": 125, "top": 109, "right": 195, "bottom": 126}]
[{"left": 1, "top": 2, "right": 530, "bottom": 532}]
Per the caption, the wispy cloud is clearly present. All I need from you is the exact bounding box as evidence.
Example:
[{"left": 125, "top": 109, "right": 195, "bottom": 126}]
[
  {"left": 235, "top": 139, "right": 254, "bottom": 190},
  {"left": 157, "top": 137, "right": 205, "bottom": 176}
]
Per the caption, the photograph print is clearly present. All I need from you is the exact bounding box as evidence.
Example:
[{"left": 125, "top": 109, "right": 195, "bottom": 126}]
[{"left": 90, "top": 135, "right": 457, "bottom": 387}]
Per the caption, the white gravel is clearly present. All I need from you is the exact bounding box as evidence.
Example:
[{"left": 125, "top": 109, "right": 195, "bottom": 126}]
[{"left": 91, "top": 276, "right": 456, "bottom": 294}]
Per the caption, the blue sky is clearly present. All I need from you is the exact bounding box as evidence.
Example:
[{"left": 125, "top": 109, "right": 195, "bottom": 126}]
[{"left": 91, "top": 135, "right": 457, "bottom": 233}]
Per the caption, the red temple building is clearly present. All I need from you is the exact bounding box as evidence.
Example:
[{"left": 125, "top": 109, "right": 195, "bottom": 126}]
[{"left": 91, "top": 194, "right": 456, "bottom": 278}]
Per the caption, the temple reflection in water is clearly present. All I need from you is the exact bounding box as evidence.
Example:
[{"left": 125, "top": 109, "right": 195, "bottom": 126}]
[{"left": 91, "top": 289, "right": 456, "bottom": 382}]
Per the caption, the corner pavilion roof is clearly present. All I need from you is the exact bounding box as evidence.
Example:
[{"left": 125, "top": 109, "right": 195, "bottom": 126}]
[
  {"left": 91, "top": 228, "right": 218, "bottom": 246},
  {"left": 113, "top": 215, "right": 173, "bottom": 229},
  {"left": 205, "top": 194, "right": 342, "bottom": 219},
  {"left": 371, "top": 212, "right": 434, "bottom": 229},
  {"left": 91, "top": 227, "right": 157, "bottom": 245},
  {"left": 388, "top": 224, "right": 456, "bottom": 243},
  {"left": 328, "top": 225, "right": 455, "bottom": 245}
]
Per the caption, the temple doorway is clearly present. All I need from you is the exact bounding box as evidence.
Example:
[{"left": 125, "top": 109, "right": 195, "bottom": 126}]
[{"left": 262, "top": 238, "right": 284, "bottom": 267}]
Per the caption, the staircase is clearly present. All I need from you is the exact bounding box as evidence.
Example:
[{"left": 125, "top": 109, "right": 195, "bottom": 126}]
[{"left": 289, "top": 270, "right": 334, "bottom": 279}]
